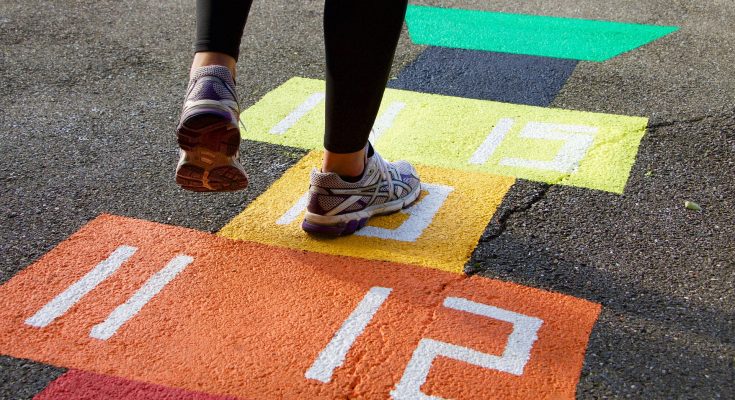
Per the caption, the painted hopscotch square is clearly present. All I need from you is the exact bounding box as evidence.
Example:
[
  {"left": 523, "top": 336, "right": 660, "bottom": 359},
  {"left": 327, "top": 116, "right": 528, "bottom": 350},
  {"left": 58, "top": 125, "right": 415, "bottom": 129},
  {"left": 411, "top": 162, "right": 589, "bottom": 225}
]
[
  {"left": 404, "top": 5, "right": 678, "bottom": 62},
  {"left": 240, "top": 77, "right": 649, "bottom": 193},
  {"left": 218, "top": 151, "right": 515, "bottom": 273},
  {"left": 0, "top": 215, "right": 600, "bottom": 399}
]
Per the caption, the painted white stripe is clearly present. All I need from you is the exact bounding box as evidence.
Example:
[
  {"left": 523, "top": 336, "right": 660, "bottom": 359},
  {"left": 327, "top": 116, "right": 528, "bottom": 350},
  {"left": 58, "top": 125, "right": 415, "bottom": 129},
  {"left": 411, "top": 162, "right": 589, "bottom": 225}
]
[
  {"left": 305, "top": 286, "right": 392, "bottom": 383},
  {"left": 89, "top": 254, "right": 193, "bottom": 340},
  {"left": 371, "top": 102, "right": 406, "bottom": 142},
  {"left": 25, "top": 245, "right": 138, "bottom": 328},
  {"left": 269, "top": 92, "right": 325, "bottom": 135},
  {"left": 357, "top": 183, "right": 453, "bottom": 242},
  {"left": 277, "top": 191, "right": 309, "bottom": 225},
  {"left": 391, "top": 297, "right": 543, "bottom": 399},
  {"left": 468, "top": 118, "right": 516, "bottom": 165},
  {"left": 443, "top": 296, "right": 543, "bottom": 375},
  {"left": 500, "top": 122, "right": 598, "bottom": 173}
]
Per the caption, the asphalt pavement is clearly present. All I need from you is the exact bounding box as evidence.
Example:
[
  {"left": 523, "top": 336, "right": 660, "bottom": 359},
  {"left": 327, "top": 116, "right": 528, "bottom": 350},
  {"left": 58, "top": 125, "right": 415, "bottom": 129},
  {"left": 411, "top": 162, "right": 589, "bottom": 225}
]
[{"left": 0, "top": 0, "right": 732, "bottom": 398}]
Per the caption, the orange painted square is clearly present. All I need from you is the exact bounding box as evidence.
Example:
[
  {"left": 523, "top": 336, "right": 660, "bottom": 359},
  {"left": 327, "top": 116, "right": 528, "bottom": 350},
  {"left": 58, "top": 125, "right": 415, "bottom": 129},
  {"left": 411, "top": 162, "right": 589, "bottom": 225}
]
[{"left": 0, "top": 215, "right": 600, "bottom": 399}]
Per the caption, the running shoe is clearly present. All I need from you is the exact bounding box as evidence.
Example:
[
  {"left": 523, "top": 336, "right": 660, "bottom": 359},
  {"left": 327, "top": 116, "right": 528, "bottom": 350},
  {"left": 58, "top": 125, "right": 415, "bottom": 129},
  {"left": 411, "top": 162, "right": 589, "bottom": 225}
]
[
  {"left": 175, "top": 65, "right": 248, "bottom": 192},
  {"left": 302, "top": 148, "right": 421, "bottom": 235}
]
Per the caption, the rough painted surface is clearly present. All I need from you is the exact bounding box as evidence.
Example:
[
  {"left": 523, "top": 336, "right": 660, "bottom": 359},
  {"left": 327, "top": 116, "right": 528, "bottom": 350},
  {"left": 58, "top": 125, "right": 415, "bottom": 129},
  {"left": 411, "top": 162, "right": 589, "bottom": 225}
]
[
  {"left": 2, "top": 0, "right": 733, "bottom": 398},
  {"left": 241, "top": 77, "right": 648, "bottom": 193},
  {"left": 34, "top": 370, "right": 237, "bottom": 400},
  {"left": 388, "top": 47, "right": 578, "bottom": 106},
  {"left": 0, "top": 215, "right": 600, "bottom": 399},
  {"left": 404, "top": 5, "right": 679, "bottom": 61},
  {"left": 219, "top": 151, "right": 515, "bottom": 273}
]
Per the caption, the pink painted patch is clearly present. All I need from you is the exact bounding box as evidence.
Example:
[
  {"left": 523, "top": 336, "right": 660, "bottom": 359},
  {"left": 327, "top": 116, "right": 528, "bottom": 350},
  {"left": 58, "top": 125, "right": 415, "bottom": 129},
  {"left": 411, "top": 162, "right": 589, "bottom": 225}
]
[{"left": 34, "top": 370, "right": 238, "bottom": 400}]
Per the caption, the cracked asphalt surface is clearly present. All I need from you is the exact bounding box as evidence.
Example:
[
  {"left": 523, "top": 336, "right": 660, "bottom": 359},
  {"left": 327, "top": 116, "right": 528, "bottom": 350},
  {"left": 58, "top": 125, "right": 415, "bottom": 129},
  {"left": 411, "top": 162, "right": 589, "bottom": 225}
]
[{"left": 1, "top": 0, "right": 733, "bottom": 399}]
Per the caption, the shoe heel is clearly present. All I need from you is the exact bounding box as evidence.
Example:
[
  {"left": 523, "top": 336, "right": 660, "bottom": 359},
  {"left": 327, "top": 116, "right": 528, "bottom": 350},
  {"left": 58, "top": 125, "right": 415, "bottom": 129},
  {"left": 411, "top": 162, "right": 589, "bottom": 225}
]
[
  {"left": 177, "top": 110, "right": 240, "bottom": 156},
  {"left": 175, "top": 110, "right": 248, "bottom": 192},
  {"left": 176, "top": 162, "right": 248, "bottom": 192}
]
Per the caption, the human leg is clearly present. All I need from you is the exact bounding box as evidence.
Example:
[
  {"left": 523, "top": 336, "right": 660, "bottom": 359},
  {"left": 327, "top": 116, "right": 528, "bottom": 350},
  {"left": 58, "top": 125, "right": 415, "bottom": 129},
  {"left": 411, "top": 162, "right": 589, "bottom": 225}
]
[
  {"left": 191, "top": 52, "right": 236, "bottom": 79},
  {"left": 191, "top": 0, "right": 253, "bottom": 77},
  {"left": 303, "top": 0, "right": 422, "bottom": 235},
  {"left": 321, "top": 0, "right": 409, "bottom": 177},
  {"left": 175, "top": 0, "right": 253, "bottom": 192}
]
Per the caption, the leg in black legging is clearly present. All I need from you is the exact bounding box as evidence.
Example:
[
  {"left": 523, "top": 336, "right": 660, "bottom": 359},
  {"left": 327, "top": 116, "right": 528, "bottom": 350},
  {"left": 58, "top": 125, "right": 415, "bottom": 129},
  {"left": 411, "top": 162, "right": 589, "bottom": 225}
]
[
  {"left": 194, "top": 0, "right": 254, "bottom": 60},
  {"left": 323, "top": 0, "right": 409, "bottom": 154},
  {"left": 177, "top": 1, "right": 254, "bottom": 192},
  {"left": 192, "top": 0, "right": 408, "bottom": 154}
]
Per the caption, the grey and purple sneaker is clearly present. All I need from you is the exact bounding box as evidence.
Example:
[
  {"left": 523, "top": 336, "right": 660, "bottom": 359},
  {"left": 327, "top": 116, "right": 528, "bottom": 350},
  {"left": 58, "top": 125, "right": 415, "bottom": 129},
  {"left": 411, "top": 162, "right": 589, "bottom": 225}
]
[
  {"left": 302, "top": 149, "right": 421, "bottom": 235},
  {"left": 175, "top": 65, "right": 248, "bottom": 192}
]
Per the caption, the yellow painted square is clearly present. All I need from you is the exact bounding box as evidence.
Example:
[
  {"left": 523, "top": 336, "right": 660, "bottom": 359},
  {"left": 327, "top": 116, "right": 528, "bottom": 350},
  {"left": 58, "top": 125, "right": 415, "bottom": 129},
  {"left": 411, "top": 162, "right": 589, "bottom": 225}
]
[
  {"left": 240, "top": 77, "right": 649, "bottom": 193},
  {"left": 218, "top": 151, "right": 515, "bottom": 273}
]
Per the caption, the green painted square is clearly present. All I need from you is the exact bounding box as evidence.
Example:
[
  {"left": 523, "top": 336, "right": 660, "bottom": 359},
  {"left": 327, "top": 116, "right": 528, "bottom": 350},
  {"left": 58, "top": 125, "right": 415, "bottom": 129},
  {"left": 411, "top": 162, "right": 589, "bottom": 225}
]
[
  {"left": 240, "top": 77, "right": 648, "bottom": 193},
  {"left": 405, "top": 5, "right": 679, "bottom": 62}
]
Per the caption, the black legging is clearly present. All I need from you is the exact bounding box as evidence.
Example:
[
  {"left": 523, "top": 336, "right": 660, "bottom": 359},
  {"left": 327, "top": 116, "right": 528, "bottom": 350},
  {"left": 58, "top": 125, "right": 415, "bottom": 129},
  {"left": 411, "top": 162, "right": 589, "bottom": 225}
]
[{"left": 195, "top": 0, "right": 408, "bottom": 154}]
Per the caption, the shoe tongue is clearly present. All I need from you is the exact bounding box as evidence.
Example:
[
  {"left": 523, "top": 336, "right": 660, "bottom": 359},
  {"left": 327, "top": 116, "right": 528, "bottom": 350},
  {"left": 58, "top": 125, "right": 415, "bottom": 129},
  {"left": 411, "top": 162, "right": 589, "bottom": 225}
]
[{"left": 190, "top": 65, "right": 235, "bottom": 86}]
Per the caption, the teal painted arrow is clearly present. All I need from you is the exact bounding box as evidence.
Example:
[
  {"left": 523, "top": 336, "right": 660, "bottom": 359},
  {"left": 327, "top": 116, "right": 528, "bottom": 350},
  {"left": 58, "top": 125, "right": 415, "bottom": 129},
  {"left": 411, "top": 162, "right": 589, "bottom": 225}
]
[{"left": 405, "top": 5, "right": 679, "bottom": 62}]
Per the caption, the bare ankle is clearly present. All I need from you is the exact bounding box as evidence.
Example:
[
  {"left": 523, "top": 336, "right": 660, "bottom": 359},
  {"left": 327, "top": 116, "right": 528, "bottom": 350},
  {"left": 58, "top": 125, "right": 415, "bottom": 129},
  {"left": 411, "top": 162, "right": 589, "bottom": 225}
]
[
  {"left": 322, "top": 148, "right": 367, "bottom": 178},
  {"left": 191, "top": 52, "right": 237, "bottom": 79}
]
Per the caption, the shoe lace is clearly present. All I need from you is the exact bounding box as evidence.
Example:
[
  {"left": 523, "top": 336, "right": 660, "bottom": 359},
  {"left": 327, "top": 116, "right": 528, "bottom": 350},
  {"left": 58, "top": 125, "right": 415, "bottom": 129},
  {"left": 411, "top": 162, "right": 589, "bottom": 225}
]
[
  {"left": 237, "top": 104, "right": 247, "bottom": 132},
  {"left": 372, "top": 150, "right": 395, "bottom": 201},
  {"left": 225, "top": 79, "right": 248, "bottom": 133}
]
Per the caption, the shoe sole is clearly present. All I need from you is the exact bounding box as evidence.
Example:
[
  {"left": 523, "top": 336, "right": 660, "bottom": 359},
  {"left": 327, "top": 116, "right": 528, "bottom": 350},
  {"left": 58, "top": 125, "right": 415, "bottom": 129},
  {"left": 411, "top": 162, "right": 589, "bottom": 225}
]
[
  {"left": 301, "top": 184, "right": 422, "bottom": 236},
  {"left": 175, "top": 109, "right": 249, "bottom": 192}
]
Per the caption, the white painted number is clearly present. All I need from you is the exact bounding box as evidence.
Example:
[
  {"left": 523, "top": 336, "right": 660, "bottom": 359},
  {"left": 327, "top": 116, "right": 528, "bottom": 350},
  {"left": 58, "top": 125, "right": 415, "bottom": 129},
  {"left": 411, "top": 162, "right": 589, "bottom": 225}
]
[
  {"left": 305, "top": 287, "right": 392, "bottom": 383},
  {"left": 26, "top": 245, "right": 193, "bottom": 340},
  {"left": 391, "top": 297, "right": 543, "bottom": 399},
  {"left": 468, "top": 118, "right": 515, "bottom": 165},
  {"left": 307, "top": 291, "right": 544, "bottom": 399},
  {"left": 270, "top": 92, "right": 326, "bottom": 135},
  {"left": 25, "top": 245, "right": 138, "bottom": 327},
  {"left": 270, "top": 92, "right": 405, "bottom": 139},
  {"left": 501, "top": 122, "right": 598, "bottom": 173},
  {"left": 371, "top": 101, "right": 407, "bottom": 142},
  {"left": 470, "top": 120, "right": 598, "bottom": 173},
  {"left": 356, "top": 183, "right": 452, "bottom": 242},
  {"left": 277, "top": 191, "right": 310, "bottom": 225},
  {"left": 89, "top": 254, "right": 193, "bottom": 340}
]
